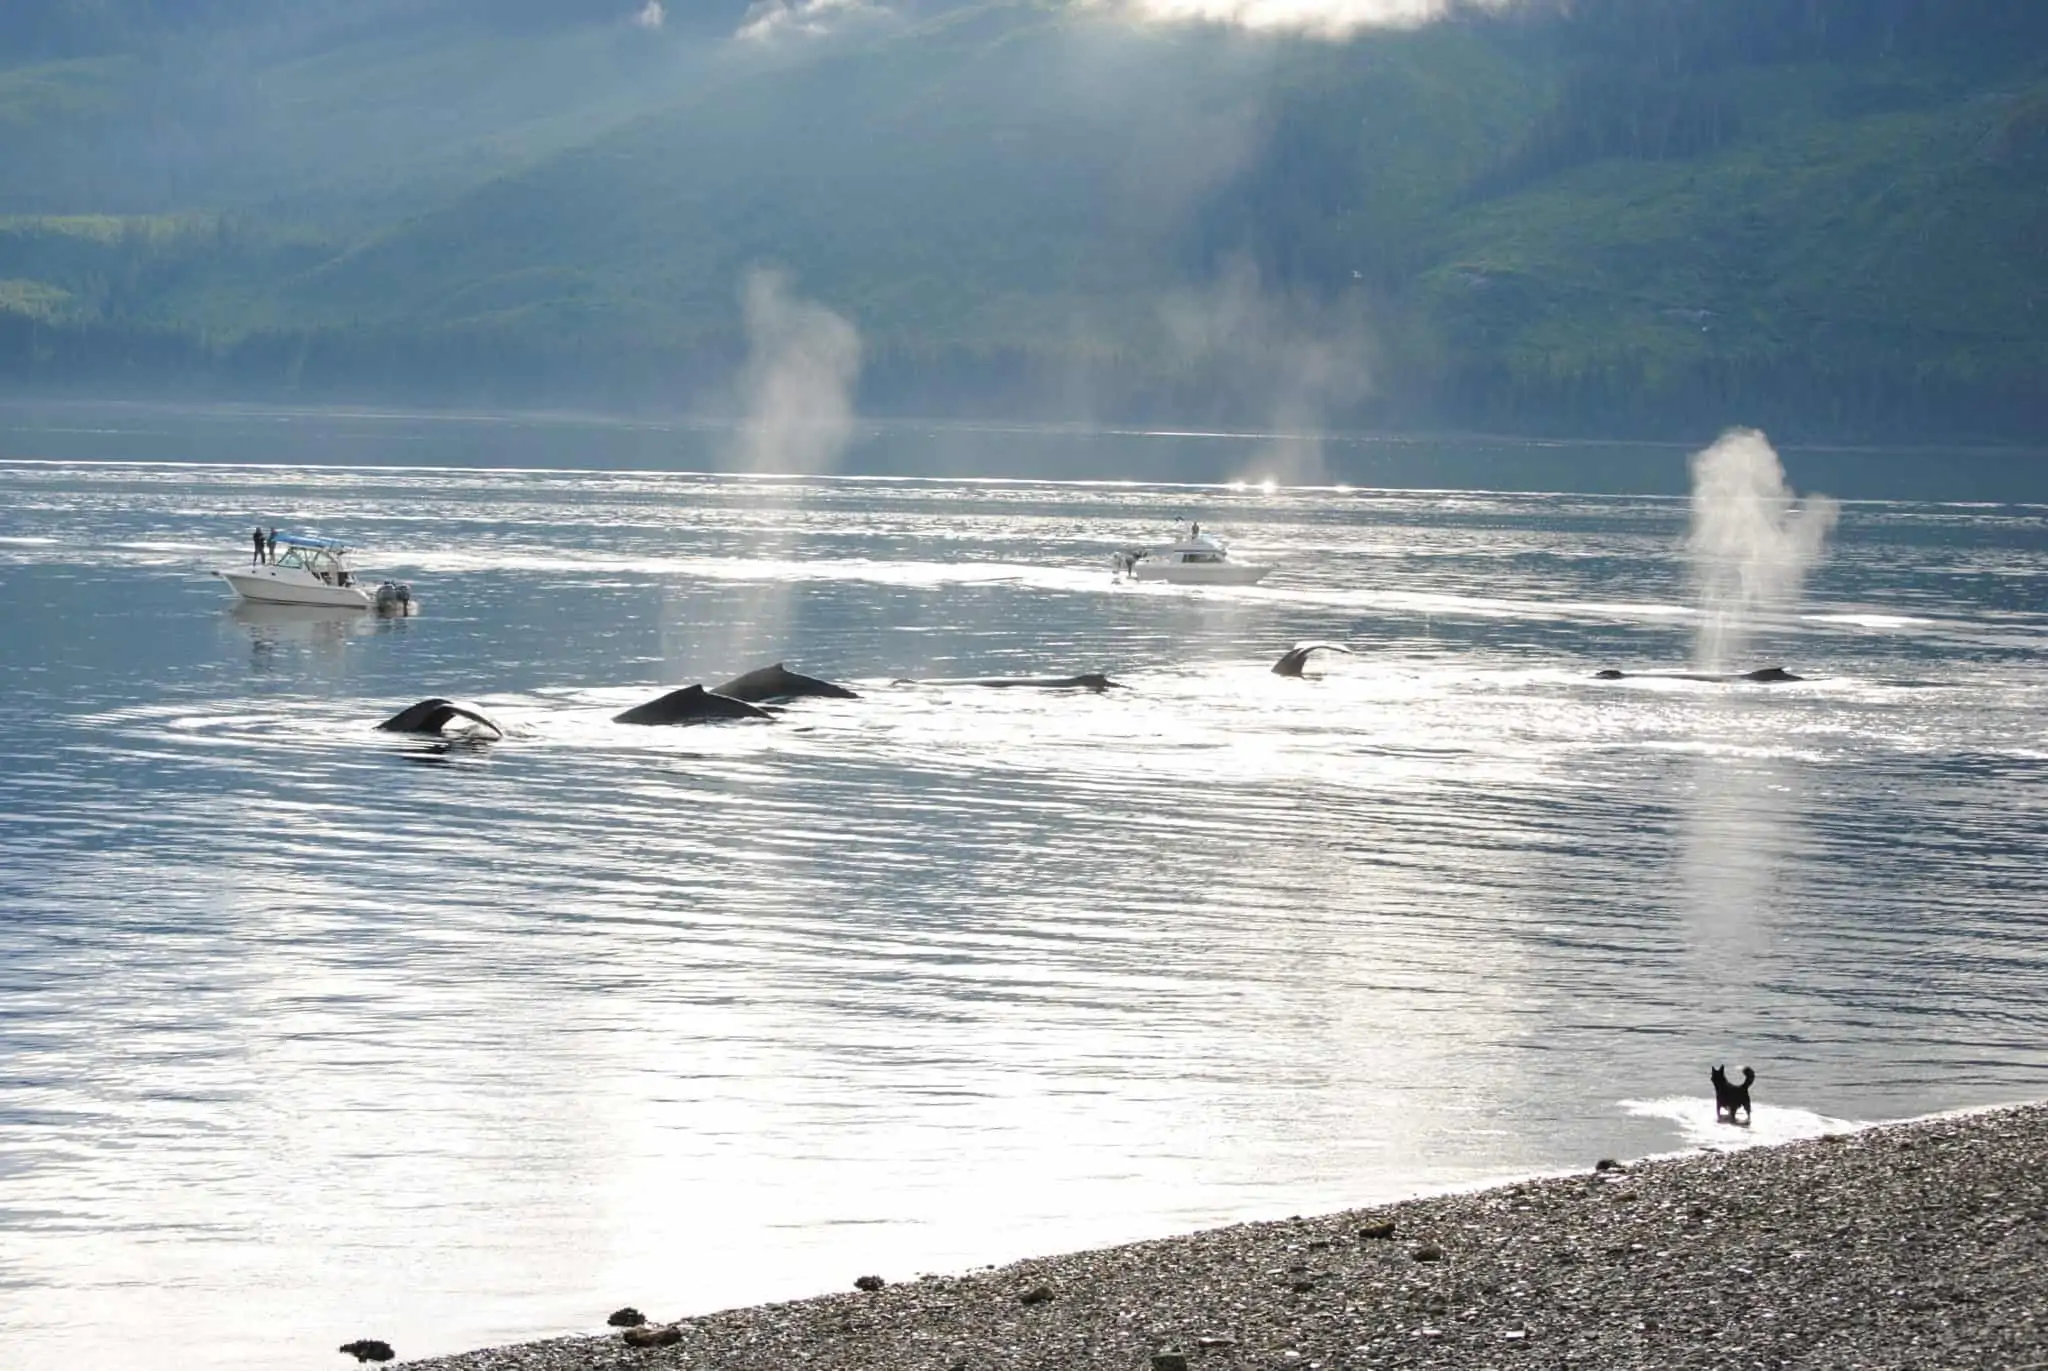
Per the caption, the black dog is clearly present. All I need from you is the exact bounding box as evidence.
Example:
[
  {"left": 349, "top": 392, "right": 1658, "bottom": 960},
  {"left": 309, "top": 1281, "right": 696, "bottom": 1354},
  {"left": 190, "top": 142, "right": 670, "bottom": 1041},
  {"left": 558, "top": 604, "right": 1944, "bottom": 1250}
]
[{"left": 1710, "top": 1065, "right": 1755, "bottom": 1124}]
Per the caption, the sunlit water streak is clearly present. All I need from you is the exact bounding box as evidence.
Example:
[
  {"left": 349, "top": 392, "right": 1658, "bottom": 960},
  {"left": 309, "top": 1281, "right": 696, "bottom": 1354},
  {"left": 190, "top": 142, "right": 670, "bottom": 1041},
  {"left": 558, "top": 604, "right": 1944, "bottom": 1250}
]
[{"left": 0, "top": 444, "right": 2044, "bottom": 1371}]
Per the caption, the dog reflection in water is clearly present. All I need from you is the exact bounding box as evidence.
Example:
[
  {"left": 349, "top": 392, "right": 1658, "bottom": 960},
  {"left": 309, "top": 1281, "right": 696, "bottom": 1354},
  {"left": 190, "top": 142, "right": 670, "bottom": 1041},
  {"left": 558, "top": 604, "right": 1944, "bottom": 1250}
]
[{"left": 1711, "top": 1065, "right": 1756, "bottom": 1124}]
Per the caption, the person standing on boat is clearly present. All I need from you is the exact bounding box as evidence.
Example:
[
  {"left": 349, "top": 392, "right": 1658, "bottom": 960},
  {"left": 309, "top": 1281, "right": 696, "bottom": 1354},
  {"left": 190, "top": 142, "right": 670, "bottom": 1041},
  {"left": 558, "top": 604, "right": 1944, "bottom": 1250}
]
[
  {"left": 251, "top": 526, "right": 267, "bottom": 565},
  {"left": 266, "top": 527, "right": 278, "bottom": 562}
]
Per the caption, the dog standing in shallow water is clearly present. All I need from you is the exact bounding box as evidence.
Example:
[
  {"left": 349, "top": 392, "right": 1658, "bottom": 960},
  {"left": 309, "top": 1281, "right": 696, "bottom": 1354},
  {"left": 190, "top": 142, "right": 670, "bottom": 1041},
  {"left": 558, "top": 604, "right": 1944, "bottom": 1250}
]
[{"left": 1711, "top": 1065, "right": 1755, "bottom": 1124}]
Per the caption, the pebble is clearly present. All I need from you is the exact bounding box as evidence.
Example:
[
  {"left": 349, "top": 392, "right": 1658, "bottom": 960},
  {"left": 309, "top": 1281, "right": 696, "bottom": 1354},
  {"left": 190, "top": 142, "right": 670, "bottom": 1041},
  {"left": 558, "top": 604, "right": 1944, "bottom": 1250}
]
[
  {"left": 400, "top": 1103, "right": 2048, "bottom": 1371},
  {"left": 619, "top": 1324, "right": 680, "bottom": 1348}
]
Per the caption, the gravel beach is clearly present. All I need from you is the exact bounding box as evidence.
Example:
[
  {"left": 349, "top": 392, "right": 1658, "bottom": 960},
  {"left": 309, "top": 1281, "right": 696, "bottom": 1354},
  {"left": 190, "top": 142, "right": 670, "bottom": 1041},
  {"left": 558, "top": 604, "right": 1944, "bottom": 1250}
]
[{"left": 407, "top": 1102, "right": 2047, "bottom": 1371}]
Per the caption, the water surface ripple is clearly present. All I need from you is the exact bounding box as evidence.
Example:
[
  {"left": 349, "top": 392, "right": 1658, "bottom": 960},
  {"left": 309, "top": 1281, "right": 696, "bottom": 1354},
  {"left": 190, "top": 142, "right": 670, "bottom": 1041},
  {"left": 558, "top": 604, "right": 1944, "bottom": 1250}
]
[{"left": 1, "top": 452, "right": 2044, "bottom": 1370}]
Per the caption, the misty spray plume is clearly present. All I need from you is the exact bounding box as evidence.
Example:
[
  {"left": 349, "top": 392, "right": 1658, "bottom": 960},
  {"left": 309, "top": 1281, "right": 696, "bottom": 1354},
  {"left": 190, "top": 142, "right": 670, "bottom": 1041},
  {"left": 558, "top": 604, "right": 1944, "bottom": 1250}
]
[
  {"left": 669, "top": 269, "right": 865, "bottom": 675},
  {"left": 1161, "top": 258, "right": 1372, "bottom": 486},
  {"left": 1686, "top": 428, "right": 1838, "bottom": 673},
  {"left": 731, "top": 267, "right": 862, "bottom": 475}
]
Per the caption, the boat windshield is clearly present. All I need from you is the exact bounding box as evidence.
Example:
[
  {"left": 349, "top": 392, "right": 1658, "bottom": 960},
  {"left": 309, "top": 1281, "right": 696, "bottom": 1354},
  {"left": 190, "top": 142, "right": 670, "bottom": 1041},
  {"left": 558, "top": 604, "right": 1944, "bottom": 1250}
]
[
  {"left": 275, "top": 546, "right": 345, "bottom": 572},
  {"left": 270, "top": 539, "right": 356, "bottom": 585}
]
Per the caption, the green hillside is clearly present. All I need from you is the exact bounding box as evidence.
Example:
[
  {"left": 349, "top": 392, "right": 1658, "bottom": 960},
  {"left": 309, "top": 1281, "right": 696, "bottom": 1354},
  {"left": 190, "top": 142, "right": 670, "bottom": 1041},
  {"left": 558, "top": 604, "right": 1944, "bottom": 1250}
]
[{"left": 0, "top": 0, "right": 2044, "bottom": 439}]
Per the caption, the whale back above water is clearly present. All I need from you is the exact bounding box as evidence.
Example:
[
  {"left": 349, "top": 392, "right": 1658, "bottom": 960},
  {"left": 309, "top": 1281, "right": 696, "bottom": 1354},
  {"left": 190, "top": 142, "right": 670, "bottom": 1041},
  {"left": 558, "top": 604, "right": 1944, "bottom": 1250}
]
[
  {"left": 933, "top": 673, "right": 1120, "bottom": 691},
  {"left": 376, "top": 698, "right": 505, "bottom": 738},
  {"left": 1272, "top": 642, "right": 1354, "bottom": 677},
  {"left": 613, "top": 684, "right": 776, "bottom": 726},
  {"left": 713, "top": 662, "right": 859, "bottom": 703},
  {"left": 1593, "top": 666, "right": 1804, "bottom": 683}
]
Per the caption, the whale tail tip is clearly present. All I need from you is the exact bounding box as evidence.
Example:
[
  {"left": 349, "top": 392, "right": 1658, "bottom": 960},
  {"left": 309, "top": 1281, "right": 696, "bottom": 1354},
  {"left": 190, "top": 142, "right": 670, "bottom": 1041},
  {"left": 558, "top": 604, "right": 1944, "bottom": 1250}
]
[{"left": 1274, "top": 642, "right": 1353, "bottom": 677}]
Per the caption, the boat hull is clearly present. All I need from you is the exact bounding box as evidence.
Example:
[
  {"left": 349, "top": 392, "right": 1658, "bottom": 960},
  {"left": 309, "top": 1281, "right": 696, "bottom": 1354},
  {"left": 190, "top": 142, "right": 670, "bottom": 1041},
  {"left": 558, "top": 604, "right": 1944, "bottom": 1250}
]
[
  {"left": 1129, "top": 562, "right": 1272, "bottom": 586},
  {"left": 216, "top": 567, "right": 373, "bottom": 609}
]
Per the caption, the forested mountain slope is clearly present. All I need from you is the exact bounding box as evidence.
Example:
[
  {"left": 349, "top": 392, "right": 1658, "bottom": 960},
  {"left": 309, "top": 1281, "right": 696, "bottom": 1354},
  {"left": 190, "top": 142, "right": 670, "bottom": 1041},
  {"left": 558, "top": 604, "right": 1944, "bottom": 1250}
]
[{"left": 1, "top": 0, "right": 2043, "bottom": 438}]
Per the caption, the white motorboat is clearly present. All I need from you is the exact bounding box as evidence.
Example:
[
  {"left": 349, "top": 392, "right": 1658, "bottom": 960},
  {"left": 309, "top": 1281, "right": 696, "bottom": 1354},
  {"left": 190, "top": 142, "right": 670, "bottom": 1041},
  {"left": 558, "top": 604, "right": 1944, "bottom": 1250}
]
[
  {"left": 216, "top": 534, "right": 414, "bottom": 611},
  {"left": 1111, "top": 525, "right": 1272, "bottom": 586}
]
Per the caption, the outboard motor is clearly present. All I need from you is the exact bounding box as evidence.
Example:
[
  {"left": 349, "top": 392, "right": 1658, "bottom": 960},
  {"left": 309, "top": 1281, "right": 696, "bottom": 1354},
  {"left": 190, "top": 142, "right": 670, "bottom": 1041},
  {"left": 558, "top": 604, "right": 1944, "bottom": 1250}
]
[{"left": 375, "top": 581, "right": 415, "bottom": 613}]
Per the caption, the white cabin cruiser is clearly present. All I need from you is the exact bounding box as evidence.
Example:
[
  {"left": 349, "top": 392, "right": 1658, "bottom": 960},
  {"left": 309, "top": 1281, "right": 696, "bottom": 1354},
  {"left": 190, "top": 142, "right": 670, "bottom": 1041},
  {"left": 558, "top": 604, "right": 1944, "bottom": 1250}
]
[
  {"left": 216, "top": 534, "right": 414, "bottom": 611},
  {"left": 1111, "top": 526, "right": 1271, "bottom": 586}
]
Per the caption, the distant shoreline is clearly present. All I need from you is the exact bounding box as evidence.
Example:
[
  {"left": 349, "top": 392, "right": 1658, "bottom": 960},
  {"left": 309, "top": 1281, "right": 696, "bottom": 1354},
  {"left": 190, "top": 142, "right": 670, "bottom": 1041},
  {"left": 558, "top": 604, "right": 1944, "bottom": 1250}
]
[
  {"left": 408, "top": 1099, "right": 2048, "bottom": 1370},
  {"left": 5, "top": 394, "right": 2048, "bottom": 460},
  {"left": 5, "top": 398, "right": 2045, "bottom": 502}
]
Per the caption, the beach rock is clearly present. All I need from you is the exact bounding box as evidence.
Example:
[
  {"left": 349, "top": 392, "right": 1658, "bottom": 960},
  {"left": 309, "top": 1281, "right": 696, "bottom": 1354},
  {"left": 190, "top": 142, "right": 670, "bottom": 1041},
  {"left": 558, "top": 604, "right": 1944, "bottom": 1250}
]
[
  {"left": 1151, "top": 1354, "right": 1190, "bottom": 1371},
  {"left": 395, "top": 1103, "right": 2048, "bottom": 1371},
  {"left": 339, "top": 1341, "right": 395, "bottom": 1364},
  {"left": 854, "top": 1275, "right": 886, "bottom": 1292},
  {"left": 1412, "top": 1245, "right": 1445, "bottom": 1263},
  {"left": 621, "top": 1324, "right": 682, "bottom": 1348},
  {"left": 1594, "top": 1158, "right": 1624, "bottom": 1172},
  {"left": 606, "top": 1308, "right": 646, "bottom": 1327},
  {"left": 1358, "top": 1219, "right": 1397, "bottom": 1240}
]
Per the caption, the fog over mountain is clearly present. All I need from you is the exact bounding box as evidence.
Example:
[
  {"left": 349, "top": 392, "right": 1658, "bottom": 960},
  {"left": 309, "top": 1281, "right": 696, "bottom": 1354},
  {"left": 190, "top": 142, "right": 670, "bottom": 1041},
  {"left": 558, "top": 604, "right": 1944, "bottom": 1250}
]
[{"left": 1, "top": 0, "right": 2044, "bottom": 439}]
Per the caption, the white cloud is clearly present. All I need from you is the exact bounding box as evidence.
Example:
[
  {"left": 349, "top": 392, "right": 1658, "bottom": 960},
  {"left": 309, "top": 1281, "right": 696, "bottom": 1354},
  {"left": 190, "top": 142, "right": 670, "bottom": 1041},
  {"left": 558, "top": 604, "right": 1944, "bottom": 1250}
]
[
  {"left": 1122, "top": 0, "right": 1470, "bottom": 38},
  {"left": 633, "top": 0, "right": 665, "bottom": 29},
  {"left": 737, "top": 0, "right": 884, "bottom": 42}
]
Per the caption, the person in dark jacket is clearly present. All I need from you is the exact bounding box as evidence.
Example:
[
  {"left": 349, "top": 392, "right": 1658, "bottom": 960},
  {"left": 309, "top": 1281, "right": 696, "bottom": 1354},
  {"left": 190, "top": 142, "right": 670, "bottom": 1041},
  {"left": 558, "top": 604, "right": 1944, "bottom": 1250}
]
[{"left": 252, "top": 526, "right": 267, "bottom": 564}]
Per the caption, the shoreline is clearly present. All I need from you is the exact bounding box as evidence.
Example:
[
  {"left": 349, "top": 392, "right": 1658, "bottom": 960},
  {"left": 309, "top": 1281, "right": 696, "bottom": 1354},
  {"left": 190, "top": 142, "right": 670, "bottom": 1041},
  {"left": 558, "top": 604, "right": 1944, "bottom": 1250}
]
[
  {"left": 7, "top": 396, "right": 2048, "bottom": 461},
  {"left": 410, "top": 1099, "right": 2048, "bottom": 1370}
]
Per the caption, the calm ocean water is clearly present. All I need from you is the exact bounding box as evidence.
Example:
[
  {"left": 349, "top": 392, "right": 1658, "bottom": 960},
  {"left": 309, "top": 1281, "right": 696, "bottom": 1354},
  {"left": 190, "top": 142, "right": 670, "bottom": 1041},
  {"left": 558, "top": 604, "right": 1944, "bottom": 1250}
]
[{"left": 1, "top": 405, "right": 2044, "bottom": 1370}]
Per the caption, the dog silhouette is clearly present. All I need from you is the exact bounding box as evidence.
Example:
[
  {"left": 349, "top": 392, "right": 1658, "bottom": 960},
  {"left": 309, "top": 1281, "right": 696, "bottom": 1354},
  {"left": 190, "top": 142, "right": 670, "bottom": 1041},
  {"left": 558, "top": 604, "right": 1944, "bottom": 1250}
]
[{"left": 1710, "top": 1065, "right": 1755, "bottom": 1124}]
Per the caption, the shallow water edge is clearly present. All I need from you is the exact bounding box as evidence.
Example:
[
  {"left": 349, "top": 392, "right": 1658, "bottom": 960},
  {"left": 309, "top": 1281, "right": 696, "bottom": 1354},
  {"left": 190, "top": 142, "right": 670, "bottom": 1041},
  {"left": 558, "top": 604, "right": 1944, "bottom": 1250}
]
[{"left": 409, "top": 1096, "right": 2048, "bottom": 1370}]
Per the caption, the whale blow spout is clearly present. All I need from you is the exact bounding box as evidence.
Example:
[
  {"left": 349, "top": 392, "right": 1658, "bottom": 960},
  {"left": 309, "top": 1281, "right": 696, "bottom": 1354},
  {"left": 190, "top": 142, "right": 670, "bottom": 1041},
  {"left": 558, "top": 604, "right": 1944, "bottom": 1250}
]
[{"left": 1687, "top": 428, "right": 1838, "bottom": 674}]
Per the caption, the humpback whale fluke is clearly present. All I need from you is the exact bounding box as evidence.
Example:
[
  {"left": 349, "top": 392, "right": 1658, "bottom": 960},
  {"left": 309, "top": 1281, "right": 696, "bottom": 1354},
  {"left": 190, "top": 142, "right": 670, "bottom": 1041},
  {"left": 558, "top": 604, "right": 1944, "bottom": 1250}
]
[
  {"left": 1592, "top": 666, "right": 1803, "bottom": 683},
  {"left": 714, "top": 662, "right": 858, "bottom": 703},
  {"left": 376, "top": 698, "right": 505, "bottom": 738},
  {"left": 1272, "top": 642, "right": 1353, "bottom": 677},
  {"left": 613, "top": 684, "right": 777, "bottom": 726}
]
